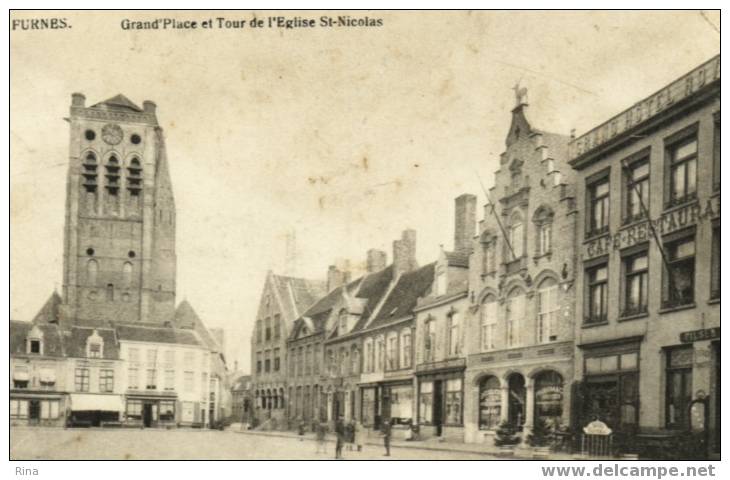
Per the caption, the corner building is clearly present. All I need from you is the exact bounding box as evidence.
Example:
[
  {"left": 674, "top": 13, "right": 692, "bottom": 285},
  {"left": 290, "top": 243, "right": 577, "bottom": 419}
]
[
  {"left": 463, "top": 95, "right": 578, "bottom": 444},
  {"left": 569, "top": 55, "right": 720, "bottom": 458}
]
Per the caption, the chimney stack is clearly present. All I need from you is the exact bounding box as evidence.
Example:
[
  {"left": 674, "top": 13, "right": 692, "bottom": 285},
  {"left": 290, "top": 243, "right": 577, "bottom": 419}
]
[
  {"left": 327, "top": 259, "right": 351, "bottom": 292},
  {"left": 366, "top": 249, "right": 387, "bottom": 273},
  {"left": 393, "top": 229, "right": 417, "bottom": 278},
  {"left": 454, "top": 194, "right": 477, "bottom": 253},
  {"left": 71, "top": 92, "right": 85, "bottom": 108},
  {"left": 143, "top": 100, "right": 157, "bottom": 115}
]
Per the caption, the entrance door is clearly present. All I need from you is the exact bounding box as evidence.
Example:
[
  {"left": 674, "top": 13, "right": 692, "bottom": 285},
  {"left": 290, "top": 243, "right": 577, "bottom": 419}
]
[
  {"left": 142, "top": 403, "right": 153, "bottom": 427},
  {"left": 28, "top": 400, "right": 41, "bottom": 425},
  {"left": 433, "top": 380, "right": 443, "bottom": 436},
  {"left": 507, "top": 373, "right": 526, "bottom": 428}
]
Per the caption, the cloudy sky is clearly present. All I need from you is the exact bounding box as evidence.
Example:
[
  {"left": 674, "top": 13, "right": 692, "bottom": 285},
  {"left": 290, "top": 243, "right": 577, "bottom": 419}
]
[{"left": 10, "top": 11, "right": 720, "bottom": 370}]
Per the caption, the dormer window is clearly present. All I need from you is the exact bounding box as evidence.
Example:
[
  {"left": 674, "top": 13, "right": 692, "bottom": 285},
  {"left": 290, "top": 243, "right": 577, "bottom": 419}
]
[
  {"left": 338, "top": 309, "right": 348, "bottom": 336},
  {"left": 26, "top": 326, "right": 44, "bottom": 355},
  {"left": 86, "top": 330, "right": 104, "bottom": 358}
]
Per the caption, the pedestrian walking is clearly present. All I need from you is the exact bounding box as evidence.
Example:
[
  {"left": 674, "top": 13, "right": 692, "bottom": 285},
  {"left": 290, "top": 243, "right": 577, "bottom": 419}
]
[
  {"left": 334, "top": 416, "right": 345, "bottom": 459},
  {"left": 382, "top": 419, "right": 392, "bottom": 457},
  {"left": 315, "top": 420, "right": 327, "bottom": 454}
]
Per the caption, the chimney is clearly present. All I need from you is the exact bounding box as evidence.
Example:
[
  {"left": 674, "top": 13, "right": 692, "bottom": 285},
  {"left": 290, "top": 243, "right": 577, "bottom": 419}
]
[
  {"left": 143, "top": 100, "right": 157, "bottom": 115},
  {"left": 393, "top": 229, "right": 417, "bottom": 277},
  {"left": 454, "top": 194, "right": 477, "bottom": 253},
  {"left": 71, "top": 92, "right": 85, "bottom": 108},
  {"left": 366, "top": 249, "right": 387, "bottom": 273},
  {"left": 327, "top": 263, "right": 349, "bottom": 292}
]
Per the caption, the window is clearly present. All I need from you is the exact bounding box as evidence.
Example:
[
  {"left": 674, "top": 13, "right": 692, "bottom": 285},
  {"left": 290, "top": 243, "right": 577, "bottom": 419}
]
[
  {"left": 13, "top": 365, "right": 29, "bottom": 389},
  {"left": 419, "top": 381, "right": 433, "bottom": 424},
  {"left": 713, "top": 118, "right": 720, "bottom": 191},
  {"left": 534, "top": 371, "right": 564, "bottom": 427},
  {"left": 364, "top": 338, "right": 374, "bottom": 373},
  {"left": 506, "top": 289, "right": 525, "bottom": 347},
  {"left": 126, "top": 399, "right": 142, "bottom": 420},
  {"left": 376, "top": 336, "right": 385, "bottom": 372},
  {"left": 537, "top": 223, "right": 552, "bottom": 255},
  {"left": 305, "top": 346, "right": 312, "bottom": 375},
  {"left": 184, "top": 371, "right": 194, "bottom": 392},
  {"left": 274, "top": 348, "right": 281, "bottom": 372},
  {"left": 481, "top": 232, "right": 497, "bottom": 274},
  {"left": 624, "top": 159, "right": 650, "bottom": 224},
  {"left": 164, "top": 369, "right": 175, "bottom": 390},
  {"left": 88, "top": 343, "right": 102, "bottom": 358},
  {"left": 479, "top": 376, "right": 501, "bottom": 430},
  {"left": 201, "top": 372, "right": 208, "bottom": 401},
  {"left": 159, "top": 400, "right": 175, "bottom": 421},
  {"left": 584, "top": 351, "right": 640, "bottom": 429},
  {"left": 40, "top": 400, "right": 60, "bottom": 419},
  {"left": 99, "top": 369, "right": 114, "bottom": 393},
  {"left": 662, "top": 236, "right": 695, "bottom": 309},
  {"left": 445, "top": 378, "right": 463, "bottom": 425},
  {"left": 711, "top": 224, "right": 720, "bottom": 300},
  {"left": 264, "top": 350, "right": 271, "bottom": 373},
  {"left": 400, "top": 330, "right": 412, "bottom": 369},
  {"left": 183, "top": 350, "right": 193, "bottom": 368},
  {"left": 481, "top": 297, "right": 497, "bottom": 351},
  {"left": 128, "top": 368, "right": 139, "bottom": 389},
  {"left": 314, "top": 345, "right": 320, "bottom": 375},
  {"left": 256, "top": 352, "right": 262, "bottom": 374},
  {"left": 39, "top": 368, "right": 55, "bottom": 389},
  {"left": 265, "top": 317, "right": 271, "bottom": 341},
  {"left": 164, "top": 350, "right": 174, "bottom": 367},
  {"left": 586, "top": 263, "right": 608, "bottom": 324},
  {"left": 87, "top": 259, "right": 98, "bottom": 286},
  {"left": 106, "top": 283, "right": 114, "bottom": 301},
  {"left": 256, "top": 320, "right": 262, "bottom": 344},
  {"left": 352, "top": 347, "right": 361, "bottom": 374},
  {"left": 424, "top": 320, "right": 436, "bottom": 362},
  {"left": 623, "top": 251, "right": 649, "bottom": 316},
  {"left": 75, "top": 368, "right": 90, "bottom": 392},
  {"left": 146, "top": 369, "right": 157, "bottom": 390},
  {"left": 508, "top": 211, "right": 525, "bottom": 259},
  {"left": 537, "top": 278, "right": 559, "bottom": 343},
  {"left": 667, "top": 137, "right": 697, "bottom": 206},
  {"left": 129, "top": 348, "right": 139, "bottom": 364},
  {"left": 29, "top": 339, "right": 41, "bottom": 354},
  {"left": 338, "top": 310, "right": 348, "bottom": 335},
  {"left": 387, "top": 333, "right": 398, "bottom": 370},
  {"left": 588, "top": 178, "right": 610, "bottom": 236},
  {"left": 665, "top": 347, "right": 693, "bottom": 429},
  {"left": 447, "top": 312, "right": 461, "bottom": 356},
  {"left": 274, "top": 314, "right": 281, "bottom": 339},
  {"left": 10, "top": 400, "right": 29, "bottom": 419},
  {"left": 298, "top": 347, "right": 305, "bottom": 376},
  {"left": 147, "top": 349, "right": 157, "bottom": 365}
]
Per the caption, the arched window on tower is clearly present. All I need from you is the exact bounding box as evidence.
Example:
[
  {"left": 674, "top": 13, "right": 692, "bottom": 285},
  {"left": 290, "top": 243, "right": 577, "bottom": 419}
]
[
  {"left": 105, "top": 156, "right": 120, "bottom": 196},
  {"left": 127, "top": 157, "right": 142, "bottom": 197},
  {"left": 533, "top": 206, "right": 555, "bottom": 257},
  {"left": 82, "top": 153, "right": 98, "bottom": 192},
  {"left": 106, "top": 284, "right": 114, "bottom": 301},
  {"left": 87, "top": 259, "right": 98, "bottom": 286},
  {"left": 123, "top": 262, "right": 133, "bottom": 288}
]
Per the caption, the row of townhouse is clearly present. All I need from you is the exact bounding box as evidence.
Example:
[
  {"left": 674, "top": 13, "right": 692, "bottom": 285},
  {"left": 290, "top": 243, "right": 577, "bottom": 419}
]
[
  {"left": 247, "top": 54, "right": 720, "bottom": 456},
  {"left": 10, "top": 298, "right": 229, "bottom": 429}
]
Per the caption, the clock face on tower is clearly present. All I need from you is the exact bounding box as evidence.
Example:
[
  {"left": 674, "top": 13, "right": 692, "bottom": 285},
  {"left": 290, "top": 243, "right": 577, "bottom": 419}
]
[{"left": 101, "top": 123, "right": 123, "bottom": 145}]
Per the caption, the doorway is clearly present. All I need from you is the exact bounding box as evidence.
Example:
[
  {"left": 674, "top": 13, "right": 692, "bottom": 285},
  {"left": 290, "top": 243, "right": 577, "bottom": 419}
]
[
  {"left": 142, "top": 403, "right": 153, "bottom": 427},
  {"left": 28, "top": 400, "right": 40, "bottom": 425},
  {"left": 507, "top": 373, "right": 526, "bottom": 428},
  {"left": 433, "top": 380, "right": 443, "bottom": 436}
]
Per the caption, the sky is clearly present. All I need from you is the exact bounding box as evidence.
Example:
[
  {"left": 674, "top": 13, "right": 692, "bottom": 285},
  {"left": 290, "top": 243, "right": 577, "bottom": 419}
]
[{"left": 9, "top": 10, "right": 720, "bottom": 371}]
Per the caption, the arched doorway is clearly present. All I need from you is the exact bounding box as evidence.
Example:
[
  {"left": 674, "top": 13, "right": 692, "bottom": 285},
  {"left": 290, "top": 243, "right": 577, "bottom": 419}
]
[{"left": 507, "top": 373, "right": 526, "bottom": 428}]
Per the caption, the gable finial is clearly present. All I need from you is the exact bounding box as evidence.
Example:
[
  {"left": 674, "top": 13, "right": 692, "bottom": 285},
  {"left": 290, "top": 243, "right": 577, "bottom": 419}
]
[{"left": 512, "top": 79, "right": 528, "bottom": 107}]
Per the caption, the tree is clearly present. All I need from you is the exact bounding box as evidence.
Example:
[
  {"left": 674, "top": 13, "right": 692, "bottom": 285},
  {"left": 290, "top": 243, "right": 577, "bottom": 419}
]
[{"left": 494, "top": 420, "right": 521, "bottom": 446}]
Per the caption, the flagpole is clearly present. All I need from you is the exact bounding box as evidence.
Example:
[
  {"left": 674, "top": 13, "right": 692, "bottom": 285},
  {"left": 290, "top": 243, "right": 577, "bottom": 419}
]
[{"left": 475, "top": 171, "right": 517, "bottom": 261}]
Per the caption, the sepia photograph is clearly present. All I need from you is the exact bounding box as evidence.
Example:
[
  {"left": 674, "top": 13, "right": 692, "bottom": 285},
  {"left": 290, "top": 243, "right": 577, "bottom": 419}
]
[{"left": 7, "top": 8, "right": 722, "bottom": 466}]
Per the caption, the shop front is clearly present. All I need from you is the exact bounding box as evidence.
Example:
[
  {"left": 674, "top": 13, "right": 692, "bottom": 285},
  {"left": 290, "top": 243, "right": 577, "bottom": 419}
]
[
  {"left": 415, "top": 360, "right": 465, "bottom": 441},
  {"left": 69, "top": 393, "right": 124, "bottom": 427},
  {"left": 10, "top": 391, "right": 67, "bottom": 427},
  {"left": 124, "top": 392, "right": 180, "bottom": 428}
]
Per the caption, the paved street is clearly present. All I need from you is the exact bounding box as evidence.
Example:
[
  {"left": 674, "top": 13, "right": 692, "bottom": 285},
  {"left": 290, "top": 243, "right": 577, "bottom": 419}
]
[{"left": 10, "top": 427, "right": 495, "bottom": 460}]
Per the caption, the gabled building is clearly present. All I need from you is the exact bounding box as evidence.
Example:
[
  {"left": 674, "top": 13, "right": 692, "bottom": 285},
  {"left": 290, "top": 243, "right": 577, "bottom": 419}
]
[
  {"left": 250, "top": 271, "right": 326, "bottom": 427},
  {"left": 463, "top": 91, "right": 577, "bottom": 445}
]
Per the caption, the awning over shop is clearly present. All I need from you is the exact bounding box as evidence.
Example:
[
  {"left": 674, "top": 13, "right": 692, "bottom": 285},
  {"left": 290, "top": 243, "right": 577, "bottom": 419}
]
[
  {"left": 70, "top": 393, "right": 124, "bottom": 412},
  {"left": 13, "top": 367, "right": 29, "bottom": 381},
  {"left": 39, "top": 368, "right": 55, "bottom": 383}
]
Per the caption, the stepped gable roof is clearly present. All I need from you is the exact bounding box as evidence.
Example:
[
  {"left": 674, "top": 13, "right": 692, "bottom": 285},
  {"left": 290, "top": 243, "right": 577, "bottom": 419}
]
[
  {"left": 31, "top": 291, "right": 62, "bottom": 324},
  {"left": 289, "top": 277, "right": 363, "bottom": 340},
  {"left": 115, "top": 323, "right": 202, "bottom": 346},
  {"left": 65, "top": 326, "right": 120, "bottom": 359},
  {"left": 10, "top": 320, "right": 66, "bottom": 357},
  {"left": 91, "top": 94, "right": 143, "bottom": 112},
  {"left": 366, "top": 262, "right": 436, "bottom": 329}
]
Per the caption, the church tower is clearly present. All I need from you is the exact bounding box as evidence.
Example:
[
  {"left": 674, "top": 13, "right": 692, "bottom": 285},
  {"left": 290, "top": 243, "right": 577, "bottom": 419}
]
[{"left": 61, "top": 93, "right": 176, "bottom": 326}]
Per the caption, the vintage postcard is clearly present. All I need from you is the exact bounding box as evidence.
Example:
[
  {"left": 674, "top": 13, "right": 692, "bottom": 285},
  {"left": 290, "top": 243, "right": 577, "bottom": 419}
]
[{"left": 8, "top": 9, "right": 721, "bottom": 466}]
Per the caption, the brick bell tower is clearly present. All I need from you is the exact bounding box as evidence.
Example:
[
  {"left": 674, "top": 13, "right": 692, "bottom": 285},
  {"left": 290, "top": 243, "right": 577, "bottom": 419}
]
[{"left": 61, "top": 93, "right": 176, "bottom": 326}]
